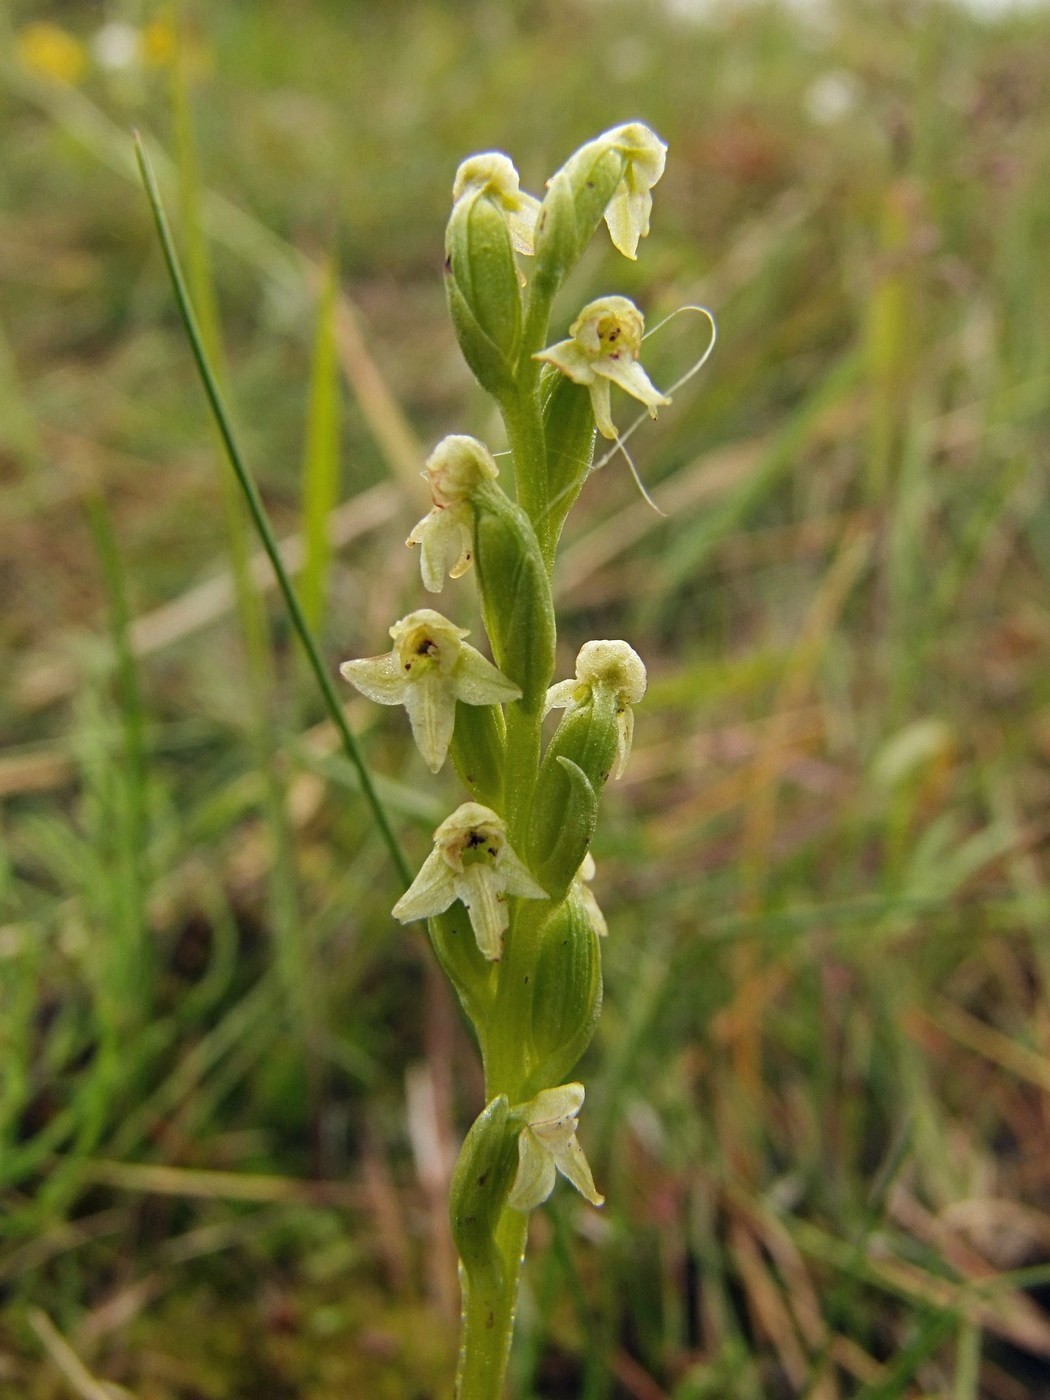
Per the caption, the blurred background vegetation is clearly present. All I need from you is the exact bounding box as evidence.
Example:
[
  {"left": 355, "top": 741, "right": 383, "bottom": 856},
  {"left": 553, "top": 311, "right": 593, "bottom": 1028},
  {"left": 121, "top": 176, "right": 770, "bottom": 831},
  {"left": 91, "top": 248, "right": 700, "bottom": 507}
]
[{"left": 3, "top": 1, "right": 1050, "bottom": 1396}]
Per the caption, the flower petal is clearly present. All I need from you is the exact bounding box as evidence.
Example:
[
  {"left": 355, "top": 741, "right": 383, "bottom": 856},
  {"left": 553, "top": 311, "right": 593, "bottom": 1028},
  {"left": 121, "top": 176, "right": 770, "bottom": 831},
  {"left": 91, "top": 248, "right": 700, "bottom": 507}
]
[
  {"left": 614, "top": 705, "right": 634, "bottom": 780},
  {"left": 595, "top": 354, "right": 671, "bottom": 417},
  {"left": 497, "top": 847, "right": 548, "bottom": 902},
  {"left": 391, "top": 849, "right": 457, "bottom": 923},
  {"left": 551, "top": 1134, "right": 604, "bottom": 1206},
  {"left": 507, "top": 1128, "right": 558, "bottom": 1212},
  {"left": 544, "top": 679, "right": 578, "bottom": 715},
  {"left": 533, "top": 338, "right": 596, "bottom": 386},
  {"left": 452, "top": 647, "right": 522, "bottom": 706},
  {"left": 339, "top": 653, "right": 407, "bottom": 706}
]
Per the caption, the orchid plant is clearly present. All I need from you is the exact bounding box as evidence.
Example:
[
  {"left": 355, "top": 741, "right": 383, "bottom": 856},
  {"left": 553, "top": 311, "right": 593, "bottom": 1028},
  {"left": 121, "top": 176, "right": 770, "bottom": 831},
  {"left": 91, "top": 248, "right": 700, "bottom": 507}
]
[{"left": 339, "top": 122, "right": 670, "bottom": 1397}]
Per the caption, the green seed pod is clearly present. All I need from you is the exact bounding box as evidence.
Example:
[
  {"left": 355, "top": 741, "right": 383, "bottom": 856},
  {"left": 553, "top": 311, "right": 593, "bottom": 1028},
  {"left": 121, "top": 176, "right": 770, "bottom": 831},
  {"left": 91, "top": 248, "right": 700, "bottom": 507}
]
[
  {"left": 445, "top": 193, "right": 521, "bottom": 400},
  {"left": 541, "top": 367, "right": 596, "bottom": 548},
  {"left": 448, "top": 1094, "right": 518, "bottom": 1293},
  {"left": 471, "top": 483, "right": 556, "bottom": 713},
  {"left": 449, "top": 700, "right": 505, "bottom": 809},
  {"left": 526, "top": 891, "right": 603, "bottom": 1094},
  {"left": 532, "top": 145, "right": 624, "bottom": 292},
  {"left": 528, "top": 688, "right": 619, "bottom": 899}
]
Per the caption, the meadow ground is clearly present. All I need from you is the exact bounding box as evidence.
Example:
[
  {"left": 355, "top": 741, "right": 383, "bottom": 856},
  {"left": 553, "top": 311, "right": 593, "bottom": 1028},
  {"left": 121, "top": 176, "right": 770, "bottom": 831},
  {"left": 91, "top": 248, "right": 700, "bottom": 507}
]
[{"left": 3, "top": 2, "right": 1050, "bottom": 1396}]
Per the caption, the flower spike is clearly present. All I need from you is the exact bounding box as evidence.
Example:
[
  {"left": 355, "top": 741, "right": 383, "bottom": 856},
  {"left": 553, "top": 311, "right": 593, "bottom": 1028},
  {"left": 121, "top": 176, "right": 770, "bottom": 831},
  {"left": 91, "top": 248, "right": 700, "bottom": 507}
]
[
  {"left": 546, "top": 640, "right": 647, "bottom": 779},
  {"left": 406, "top": 435, "right": 499, "bottom": 593},
  {"left": 535, "top": 296, "right": 670, "bottom": 441},
  {"left": 392, "top": 802, "right": 547, "bottom": 960},
  {"left": 507, "top": 1083, "right": 603, "bottom": 1211},
  {"left": 340, "top": 610, "right": 519, "bottom": 773}
]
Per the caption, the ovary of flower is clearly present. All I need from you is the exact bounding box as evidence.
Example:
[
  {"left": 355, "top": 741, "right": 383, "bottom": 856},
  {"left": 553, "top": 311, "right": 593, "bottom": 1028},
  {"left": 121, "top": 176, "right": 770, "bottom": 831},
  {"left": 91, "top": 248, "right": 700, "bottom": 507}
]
[
  {"left": 545, "top": 639, "right": 647, "bottom": 780},
  {"left": 602, "top": 123, "right": 667, "bottom": 260},
  {"left": 534, "top": 296, "right": 670, "bottom": 442},
  {"left": 453, "top": 152, "right": 542, "bottom": 256},
  {"left": 507, "top": 1083, "right": 603, "bottom": 1212},
  {"left": 391, "top": 803, "right": 547, "bottom": 960},
  {"left": 406, "top": 436, "right": 499, "bottom": 593},
  {"left": 340, "top": 610, "right": 520, "bottom": 774},
  {"left": 574, "top": 853, "right": 608, "bottom": 939}
]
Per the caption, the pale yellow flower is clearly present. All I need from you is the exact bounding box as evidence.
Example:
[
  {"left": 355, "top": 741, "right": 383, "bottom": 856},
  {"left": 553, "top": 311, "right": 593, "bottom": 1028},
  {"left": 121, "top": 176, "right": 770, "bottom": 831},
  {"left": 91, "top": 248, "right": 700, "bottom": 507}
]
[
  {"left": 406, "top": 436, "right": 499, "bottom": 593},
  {"left": 341, "top": 610, "right": 519, "bottom": 773},
  {"left": 535, "top": 296, "right": 670, "bottom": 441},
  {"left": 546, "top": 640, "right": 647, "bottom": 779},
  {"left": 392, "top": 803, "right": 547, "bottom": 960},
  {"left": 507, "top": 1083, "right": 603, "bottom": 1211}
]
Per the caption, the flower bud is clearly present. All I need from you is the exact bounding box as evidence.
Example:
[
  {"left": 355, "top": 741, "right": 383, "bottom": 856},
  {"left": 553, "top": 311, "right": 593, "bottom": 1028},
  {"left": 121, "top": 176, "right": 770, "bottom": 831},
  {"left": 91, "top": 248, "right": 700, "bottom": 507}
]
[
  {"left": 526, "top": 891, "right": 603, "bottom": 1093},
  {"left": 445, "top": 175, "right": 523, "bottom": 399},
  {"left": 448, "top": 1095, "right": 518, "bottom": 1292},
  {"left": 471, "top": 484, "right": 556, "bottom": 713}
]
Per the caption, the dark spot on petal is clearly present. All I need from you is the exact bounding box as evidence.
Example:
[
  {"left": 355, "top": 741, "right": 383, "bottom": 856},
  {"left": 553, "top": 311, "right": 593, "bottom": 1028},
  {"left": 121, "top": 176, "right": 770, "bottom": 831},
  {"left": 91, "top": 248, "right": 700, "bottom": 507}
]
[{"left": 444, "top": 255, "right": 452, "bottom": 274}]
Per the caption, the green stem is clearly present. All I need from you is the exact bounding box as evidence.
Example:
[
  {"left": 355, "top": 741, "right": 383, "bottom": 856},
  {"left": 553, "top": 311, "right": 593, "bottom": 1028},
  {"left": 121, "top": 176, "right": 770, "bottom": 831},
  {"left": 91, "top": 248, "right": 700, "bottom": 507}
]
[{"left": 455, "top": 1208, "right": 530, "bottom": 1400}]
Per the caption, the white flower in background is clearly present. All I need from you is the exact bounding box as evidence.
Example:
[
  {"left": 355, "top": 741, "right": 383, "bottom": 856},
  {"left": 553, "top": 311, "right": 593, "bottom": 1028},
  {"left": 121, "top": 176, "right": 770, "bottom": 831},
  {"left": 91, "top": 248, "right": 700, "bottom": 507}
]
[
  {"left": 546, "top": 639, "right": 647, "bottom": 779},
  {"left": 453, "top": 152, "right": 542, "bottom": 255},
  {"left": 507, "top": 1083, "right": 604, "bottom": 1211},
  {"left": 406, "top": 435, "right": 499, "bottom": 593},
  {"left": 340, "top": 610, "right": 519, "bottom": 773},
  {"left": 535, "top": 296, "right": 670, "bottom": 441},
  {"left": 392, "top": 802, "right": 547, "bottom": 960}
]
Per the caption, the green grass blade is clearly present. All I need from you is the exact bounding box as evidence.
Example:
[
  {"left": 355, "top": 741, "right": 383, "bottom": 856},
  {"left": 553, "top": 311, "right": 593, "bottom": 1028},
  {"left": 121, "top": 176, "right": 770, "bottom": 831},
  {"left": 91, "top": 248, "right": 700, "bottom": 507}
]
[
  {"left": 300, "top": 251, "right": 342, "bottom": 632},
  {"left": 133, "top": 133, "right": 411, "bottom": 888}
]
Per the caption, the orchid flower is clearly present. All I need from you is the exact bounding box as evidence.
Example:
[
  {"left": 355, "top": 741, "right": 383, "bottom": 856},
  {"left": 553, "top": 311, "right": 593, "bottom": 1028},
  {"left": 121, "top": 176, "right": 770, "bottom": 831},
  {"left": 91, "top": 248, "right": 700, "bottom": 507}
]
[
  {"left": 535, "top": 296, "right": 670, "bottom": 441},
  {"left": 392, "top": 802, "right": 547, "bottom": 960},
  {"left": 340, "top": 610, "right": 519, "bottom": 773},
  {"left": 507, "top": 1083, "right": 603, "bottom": 1211},
  {"left": 406, "top": 435, "right": 499, "bottom": 593},
  {"left": 546, "top": 639, "right": 647, "bottom": 779},
  {"left": 600, "top": 122, "right": 667, "bottom": 259}
]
